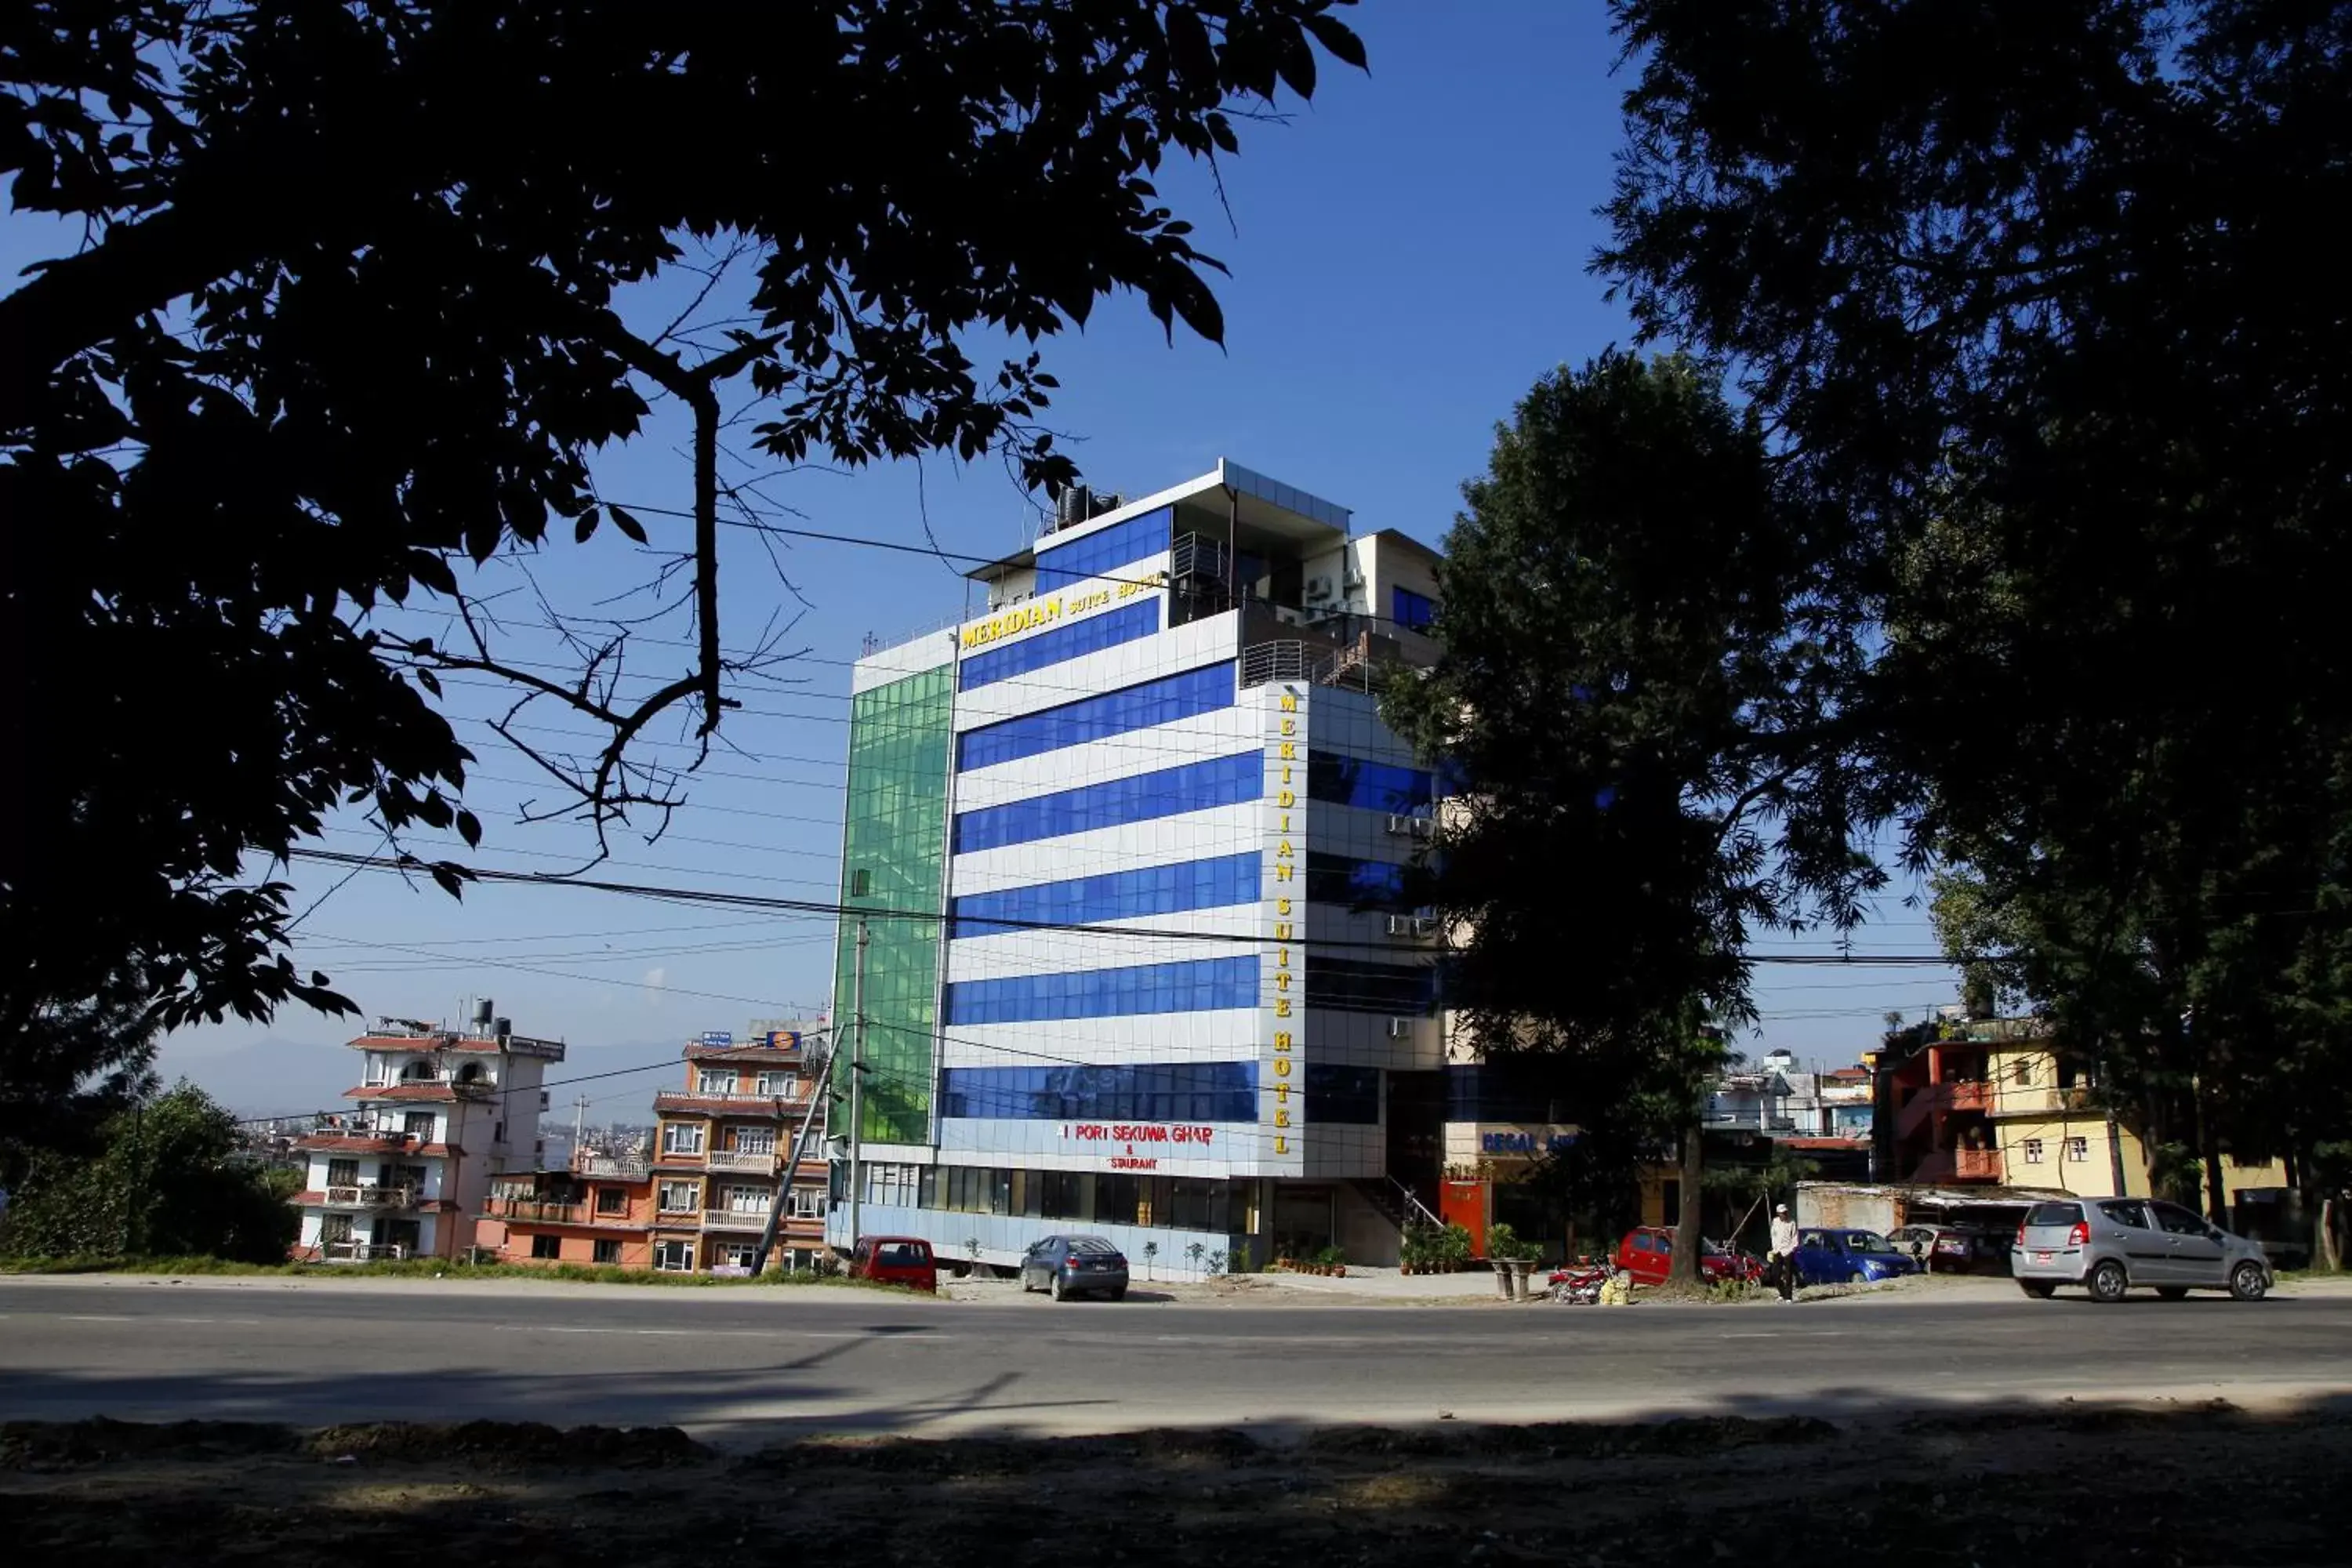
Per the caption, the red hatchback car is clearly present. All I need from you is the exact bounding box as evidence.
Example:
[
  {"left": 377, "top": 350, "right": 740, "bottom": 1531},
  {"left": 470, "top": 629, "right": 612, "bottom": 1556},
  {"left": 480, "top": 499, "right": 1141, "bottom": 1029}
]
[
  {"left": 849, "top": 1235, "right": 938, "bottom": 1293},
  {"left": 1614, "top": 1226, "right": 1765, "bottom": 1287}
]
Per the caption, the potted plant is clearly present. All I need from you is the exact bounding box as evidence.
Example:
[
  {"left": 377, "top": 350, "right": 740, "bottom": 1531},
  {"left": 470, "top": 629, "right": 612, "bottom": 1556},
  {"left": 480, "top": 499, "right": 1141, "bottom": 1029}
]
[
  {"left": 1486, "top": 1223, "right": 1523, "bottom": 1299},
  {"left": 1315, "top": 1243, "right": 1347, "bottom": 1278},
  {"left": 1441, "top": 1221, "right": 1474, "bottom": 1273}
]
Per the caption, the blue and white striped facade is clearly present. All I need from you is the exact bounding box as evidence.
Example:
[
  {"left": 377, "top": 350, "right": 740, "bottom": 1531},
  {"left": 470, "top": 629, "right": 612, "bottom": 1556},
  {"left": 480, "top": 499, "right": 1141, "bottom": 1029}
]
[{"left": 828, "top": 461, "right": 1447, "bottom": 1269}]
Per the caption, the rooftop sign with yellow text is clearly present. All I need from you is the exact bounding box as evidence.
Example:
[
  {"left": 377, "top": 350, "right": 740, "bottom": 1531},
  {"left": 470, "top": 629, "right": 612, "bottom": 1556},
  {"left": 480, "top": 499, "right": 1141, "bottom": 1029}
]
[{"left": 959, "top": 570, "right": 1166, "bottom": 652}]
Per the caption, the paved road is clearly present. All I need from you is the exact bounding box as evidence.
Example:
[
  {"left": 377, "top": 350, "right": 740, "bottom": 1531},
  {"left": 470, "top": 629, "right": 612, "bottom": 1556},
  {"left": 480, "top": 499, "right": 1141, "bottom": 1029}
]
[{"left": 4, "top": 1276, "right": 2349, "bottom": 1445}]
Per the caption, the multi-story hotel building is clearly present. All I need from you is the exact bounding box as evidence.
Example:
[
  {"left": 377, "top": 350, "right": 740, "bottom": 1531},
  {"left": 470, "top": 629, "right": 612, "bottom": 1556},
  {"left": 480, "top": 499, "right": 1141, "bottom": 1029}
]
[
  {"left": 292, "top": 1006, "right": 563, "bottom": 1261},
  {"left": 647, "top": 1029, "right": 830, "bottom": 1273},
  {"left": 822, "top": 460, "right": 1451, "bottom": 1271}
]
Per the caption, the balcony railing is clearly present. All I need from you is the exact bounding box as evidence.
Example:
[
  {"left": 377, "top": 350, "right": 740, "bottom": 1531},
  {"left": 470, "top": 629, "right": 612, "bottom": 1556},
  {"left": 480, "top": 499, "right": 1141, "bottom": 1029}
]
[
  {"left": 653, "top": 1088, "right": 807, "bottom": 1111},
  {"left": 318, "top": 1240, "right": 409, "bottom": 1262},
  {"left": 322, "top": 1183, "right": 419, "bottom": 1209},
  {"left": 1948, "top": 1079, "right": 1989, "bottom": 1112},
  {"left": 1954, "top": 1147, "right": 2002, "bottom": 1180},
  {"left": 485, "top": 1198, "right": 583, "bottom": 1225},
  {"left": 573, "top": 1153, "right": 651, "bottom": 1178},
  {"left": 702, "top": 1208, "right": 771, "bottom": 1231},
  {"left": 707, "top": 1149, "right": 779, "bottom": 1174}
]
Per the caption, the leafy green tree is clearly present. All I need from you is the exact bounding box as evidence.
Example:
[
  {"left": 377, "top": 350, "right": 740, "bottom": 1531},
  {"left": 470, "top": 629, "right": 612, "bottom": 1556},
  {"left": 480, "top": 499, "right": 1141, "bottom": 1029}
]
[
  {"left": 1601, "top": 0, "right": 2352, "bottom": 1203},
  {"left": 1385, "top": 351, "right": 1879, "bottom": 1281},
  {"left": 0, "top": 1083, "right": 296, "bottom": 1262},
  {"left": 0, "top": 971, "right": 161, "bottom": 1185},
  {"left": 0, "top": 2, "right": 1367, "bottom": 1067}
]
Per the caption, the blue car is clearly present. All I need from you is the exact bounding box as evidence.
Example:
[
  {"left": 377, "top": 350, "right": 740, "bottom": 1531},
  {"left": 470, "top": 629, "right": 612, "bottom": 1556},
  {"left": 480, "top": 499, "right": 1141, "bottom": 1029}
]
[{"left": 1793, "top": 1228, "right": 1921, "bottom": 1287}]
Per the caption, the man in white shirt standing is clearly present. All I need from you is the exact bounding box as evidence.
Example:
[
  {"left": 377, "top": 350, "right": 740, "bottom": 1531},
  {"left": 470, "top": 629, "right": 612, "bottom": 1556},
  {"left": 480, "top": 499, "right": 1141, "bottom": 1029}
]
[{"left": 1769, "top": 1203, "right": 1801, "bottom": 1302}]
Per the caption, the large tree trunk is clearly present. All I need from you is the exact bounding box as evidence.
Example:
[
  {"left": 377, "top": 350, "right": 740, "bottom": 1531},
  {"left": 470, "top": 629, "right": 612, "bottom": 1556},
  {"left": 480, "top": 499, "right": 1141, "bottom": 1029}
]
[
  {"left": 2196, "top": 1080, "right": 2227, "bottom": 1225},
  {"left": 1669, "top": 1126, "right": 1704, "bottom": 1284},
  {"left": 2320, "top": 1198, "right": 2342, "bottom": 1274}
]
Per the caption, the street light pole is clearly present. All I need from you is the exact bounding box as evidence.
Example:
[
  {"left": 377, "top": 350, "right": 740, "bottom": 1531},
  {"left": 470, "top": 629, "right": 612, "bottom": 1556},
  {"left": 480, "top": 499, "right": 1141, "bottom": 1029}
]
[{"left": 848, "top": 914, "right": 868, "bottom": 1254}]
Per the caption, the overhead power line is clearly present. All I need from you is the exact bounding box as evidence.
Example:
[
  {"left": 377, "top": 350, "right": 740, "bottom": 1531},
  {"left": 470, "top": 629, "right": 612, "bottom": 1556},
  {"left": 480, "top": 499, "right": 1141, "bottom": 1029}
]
[{"left": 284, "top": 845, "right": 1969, "bottom": 965}]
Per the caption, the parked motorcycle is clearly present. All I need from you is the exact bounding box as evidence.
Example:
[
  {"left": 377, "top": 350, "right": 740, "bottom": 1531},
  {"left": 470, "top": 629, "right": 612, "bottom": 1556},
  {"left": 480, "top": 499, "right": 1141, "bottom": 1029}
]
[{"left": 1548, "top": 1261, "right": 1613, "bottom": 1304}]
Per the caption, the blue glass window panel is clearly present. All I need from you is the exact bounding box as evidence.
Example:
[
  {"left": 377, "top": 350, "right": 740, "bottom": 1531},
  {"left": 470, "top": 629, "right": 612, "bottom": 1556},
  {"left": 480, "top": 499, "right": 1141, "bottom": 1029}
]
[
  {"left": 950, "top": 852, "right": 1260, "bottom": 938},
  {"left": 940, "top": 1060, "right": 1258, "bottom": 1123},
  {"left": 1303, "top": 851, "right": 1410, "bottom": 909},
  {"left": 956, "top": 662, "right": 1235, "bottom": 773},
  {"left": 953, "top": 751, "right": 1261, "bottom": 855},
  {"left": 943, "top": 954, "right": 1258, "bottom": 1025},
  {"left": 958, "top": 598, "right": 1160, "bottom": 693},
  {"left": 1303, "top": 956, "right": 1432, "bottom": 1014},
  {"left": 1392, "top": 586, "right": 1437, "bottom": 633},
  {"left": 1307, "top": 750, "right": 1436, "bottom": 816},
  {"left": 1033, "top": 507, "right": 1173, "bottom": 591},
  {"left": 1305, "top": 1065, "right": 1381, "bottom": 1125}
]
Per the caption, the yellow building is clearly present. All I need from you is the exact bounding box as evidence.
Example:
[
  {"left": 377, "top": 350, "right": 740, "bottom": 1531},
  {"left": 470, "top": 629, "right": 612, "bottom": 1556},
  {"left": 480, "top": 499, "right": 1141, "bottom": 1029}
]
[{"left": 1984, "top": 1040, "right": 2287, "bottom": 1200}]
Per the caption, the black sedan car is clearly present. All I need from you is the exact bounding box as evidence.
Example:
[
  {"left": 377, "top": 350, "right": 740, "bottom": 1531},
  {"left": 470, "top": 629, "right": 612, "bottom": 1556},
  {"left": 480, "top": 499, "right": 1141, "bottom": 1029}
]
[{"left": 1018, "top": 1234, "right": 1130, "bottom": 1301}]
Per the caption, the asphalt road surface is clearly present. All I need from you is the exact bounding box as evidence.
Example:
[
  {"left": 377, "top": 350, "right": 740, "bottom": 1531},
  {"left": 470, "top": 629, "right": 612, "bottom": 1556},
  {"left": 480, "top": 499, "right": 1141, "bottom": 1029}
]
[{"left": 5, "top": 1276, "right": 2349, "bottom": 1445}]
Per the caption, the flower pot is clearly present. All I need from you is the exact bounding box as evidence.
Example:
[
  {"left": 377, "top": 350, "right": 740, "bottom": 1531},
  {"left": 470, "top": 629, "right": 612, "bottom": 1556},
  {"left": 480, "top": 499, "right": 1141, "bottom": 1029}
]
[
  {"left": 1507, "top": 1258, "right": 1535, "bottom": 1302},
  {"left": 1493, "top": 1263, "right": 1514, "bottom": 1301}
]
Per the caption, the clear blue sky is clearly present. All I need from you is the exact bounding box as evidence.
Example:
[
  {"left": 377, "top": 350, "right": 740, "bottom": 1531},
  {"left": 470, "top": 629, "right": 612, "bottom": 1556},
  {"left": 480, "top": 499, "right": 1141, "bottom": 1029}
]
[{"left": 9, "top": 2, "right": 1957, "bottom": 1112}]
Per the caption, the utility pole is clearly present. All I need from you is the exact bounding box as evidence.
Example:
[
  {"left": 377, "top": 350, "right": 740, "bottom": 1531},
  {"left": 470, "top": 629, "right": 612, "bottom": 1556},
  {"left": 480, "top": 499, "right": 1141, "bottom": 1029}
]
[
  {"left": 847, "top": 915, "right": 869, "bottom": 1255},
  {"left": 572, "top": 1096, "right": 590, "bottom": 1164}
]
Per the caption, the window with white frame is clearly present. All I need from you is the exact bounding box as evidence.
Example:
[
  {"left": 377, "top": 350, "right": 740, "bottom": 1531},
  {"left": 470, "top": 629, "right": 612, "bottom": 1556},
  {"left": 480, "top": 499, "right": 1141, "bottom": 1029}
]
[
  {"left": 2022, "top": 1138, "right": 2045, "bottom": 1163},
  {"left": 661, "top": 1120, "right": 706, "bottom": 1156},
  {"left": 755, "top": 1072, "right": 795, "bottom": 1096},
  {"left": 697, "top": 1069, "right": 737, "bottom": 1094},
  {"left": 731, "top": 1126, "right": 777, "bottom": 1156},
  {"left": 724, "top": 1185, "right": 768, "bottom": 1214},
  {"left": 658, "top": 1179, "right": 701, "bottom": 1213},
  {"left": 717, "top": 1242, "right": 757, "bottom": 1269},
  {"left": 2066, "top": 1136, "right": 2090, "bottom": 1163},
  {"left": 787, "top": 1186, "right": 826, "bottom": 1219},
  {"left": 861, "top": 1162, "right": 923, "bottom": 1207},
  {"left": 653, "top": 1238, "right": 695, "bottom": 1272}
]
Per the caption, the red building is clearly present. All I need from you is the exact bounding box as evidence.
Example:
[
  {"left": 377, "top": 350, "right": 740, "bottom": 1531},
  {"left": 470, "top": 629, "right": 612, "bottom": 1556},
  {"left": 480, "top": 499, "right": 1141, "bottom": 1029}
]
[{"left": 1875, "top": 1028, "right": 2000, "bottom": 1185}]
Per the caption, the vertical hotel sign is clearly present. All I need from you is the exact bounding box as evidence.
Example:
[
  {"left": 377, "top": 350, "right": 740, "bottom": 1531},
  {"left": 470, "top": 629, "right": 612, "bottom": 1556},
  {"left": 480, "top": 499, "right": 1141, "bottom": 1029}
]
[{"left": 1258, "top": 683, "right": 1308, "bottom": 1176}]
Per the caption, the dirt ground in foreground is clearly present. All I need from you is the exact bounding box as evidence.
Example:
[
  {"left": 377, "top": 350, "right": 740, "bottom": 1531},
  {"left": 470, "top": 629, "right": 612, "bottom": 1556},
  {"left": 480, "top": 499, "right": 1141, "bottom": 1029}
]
[{"left": 4, "top": 1404, "right": 2347, "bottom": 1566}]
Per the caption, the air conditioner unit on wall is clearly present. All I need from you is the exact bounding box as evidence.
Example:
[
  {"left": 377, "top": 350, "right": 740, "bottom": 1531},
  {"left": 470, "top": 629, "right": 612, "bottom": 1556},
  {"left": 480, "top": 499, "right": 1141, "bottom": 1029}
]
[
  {"left": 1387, "top": 1017, "right": 1415, "bottom": 1039},
  {"left": 1304, "top": 575, "right": 1336, "bottom": 603}
]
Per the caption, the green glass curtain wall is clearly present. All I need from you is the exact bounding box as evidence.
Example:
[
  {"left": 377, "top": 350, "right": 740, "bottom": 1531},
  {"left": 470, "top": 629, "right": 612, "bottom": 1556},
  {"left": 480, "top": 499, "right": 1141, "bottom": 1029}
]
[{"left": 833, "top": 665, "right": 954, "bottom": 1145}]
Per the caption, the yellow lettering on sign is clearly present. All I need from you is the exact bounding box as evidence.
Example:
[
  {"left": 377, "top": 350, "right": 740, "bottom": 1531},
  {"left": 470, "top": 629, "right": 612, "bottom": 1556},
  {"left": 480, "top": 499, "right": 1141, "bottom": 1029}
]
[
  {"left": 1274, "top": 948, "right": 1290, "bottom": 968},
  {"left": 1274, "top": 1032, "right": 1293, "bottom": 1048},
  {"left": 1275, "top": 1135, "right": 1290, "bottom": 1155},
  {"left": 1277, "top": 898, "right": 1293, "bottom": 916},
  {"left": 1276, "top": 1109, "right": 1292, "bottom": 1128},
  {"left": 1279, "top": 814, "right": 1290, "bottom": 833},
  {"left": 1276, "top": 841, "right": 1294, "bottom": 859},
  {"left": 1276, "top": 999, "right": 1292, "bottom": 1017},
  {"left": 1274, "top": 922, "right": 1294, "bottom": 941},
  {"left": 1278, "top": 790, "right": 1294, "bottom": 808},
  {"left": 1279, "top": 742, "right": 1297, "bottom": 760},
  {"left": 1274, "top": 972, "right": 1290, "bottom": 991},
  {"left": 1280, "top": 717, "right": 1297, "bottom": 736},
  {"left": 1279, "top": 692, "right": 1298, "bottom": 713},
  {"left": 1274, "top": 865, "right": 1293, "bottom": 882},
  {"left": 1281, "top": 766, "right": 1293, "bottom": 785},
  {"left": 1274, "top": 1058, "right": 1292, "bottom": 1078},
  {"left": 1274, "top": 1083, "right": 1291, "bottom": 1101}
]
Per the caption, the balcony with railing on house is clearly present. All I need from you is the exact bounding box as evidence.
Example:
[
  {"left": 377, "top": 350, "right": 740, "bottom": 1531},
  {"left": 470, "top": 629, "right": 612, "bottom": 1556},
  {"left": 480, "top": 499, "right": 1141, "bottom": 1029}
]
[
  {"left": 652, "top": 1087, "right": 810, "bottom": 1114},
  {"left": 1907, "top": 1144, "right": 2004, "bottom": 1184},
  {"left": 318, "top": 1239, "right": 409, "bottom": 1262},
  {"left": 320, "top": 1182, "right": 419, "bottom": 1210},
  {"left": 484, "top": 1196, "right": 585, "bottom": 1225},
  {"left": 1703, "top": 1109, "right": 1798, "bottom": 1132},
  {"left": 1893, "top": 1078, "right": 1993, "bottom": 1142},
  {"left": 706, "top": 1149, "right": 779, "bottom": 1174},
  {"left": 1992, "top": 1083, "right": 2097, "bottom": 1118},
  {"left": 702, "top": 1207, "right": 772, "bottom": 1232},
  {"left": 572, "top": 1152, "right": 651, "bottom": 1179}
]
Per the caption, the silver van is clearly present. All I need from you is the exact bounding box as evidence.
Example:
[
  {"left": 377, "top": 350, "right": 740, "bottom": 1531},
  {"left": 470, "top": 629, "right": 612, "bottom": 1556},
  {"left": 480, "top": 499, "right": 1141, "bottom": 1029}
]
[{"left": 2013, "top": 1196, "right": 2273, "bottom": 1302}]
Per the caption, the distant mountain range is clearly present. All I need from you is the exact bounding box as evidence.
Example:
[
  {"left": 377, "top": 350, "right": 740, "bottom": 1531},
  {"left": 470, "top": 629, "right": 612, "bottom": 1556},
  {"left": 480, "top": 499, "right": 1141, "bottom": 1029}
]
[{"left": 157, "top": 1032, "right": 693, "bottom": 1119}]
